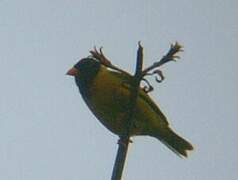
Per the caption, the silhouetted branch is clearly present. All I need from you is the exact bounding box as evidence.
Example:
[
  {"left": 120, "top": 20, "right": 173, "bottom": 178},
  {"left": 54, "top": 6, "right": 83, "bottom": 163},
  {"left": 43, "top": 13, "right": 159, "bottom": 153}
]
[
  {"left": 111, "top": 42, "right": 144, "bottom": 180},
  {"left": 142, "top": 42, "right": 183, "bottom": 77}
]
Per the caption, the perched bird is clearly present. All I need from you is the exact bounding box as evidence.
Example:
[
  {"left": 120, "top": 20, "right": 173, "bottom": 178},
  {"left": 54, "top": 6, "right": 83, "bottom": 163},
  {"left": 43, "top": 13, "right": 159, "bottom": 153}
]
[{"left": 67, "top": 57, "right": 193, "bottom": 157}]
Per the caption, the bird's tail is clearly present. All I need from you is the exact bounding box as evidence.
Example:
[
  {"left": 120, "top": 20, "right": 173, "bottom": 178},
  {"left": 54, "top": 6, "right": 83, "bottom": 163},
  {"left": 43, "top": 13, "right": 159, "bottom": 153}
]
[{"left": 153, "top": 128, "right": 193, "bottom": 157}]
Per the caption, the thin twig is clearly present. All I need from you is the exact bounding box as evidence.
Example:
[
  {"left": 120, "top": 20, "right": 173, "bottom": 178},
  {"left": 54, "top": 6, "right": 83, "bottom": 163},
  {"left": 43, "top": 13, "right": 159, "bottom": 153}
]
[
  {"left": 90, "top": 47, "right": 131, "bottom": 76},
  {"left": 141, "top": 42, "right": 183, "bottom": 77},
  {"left": 111, "top": 42, "right": 144, "bottom": 180}
]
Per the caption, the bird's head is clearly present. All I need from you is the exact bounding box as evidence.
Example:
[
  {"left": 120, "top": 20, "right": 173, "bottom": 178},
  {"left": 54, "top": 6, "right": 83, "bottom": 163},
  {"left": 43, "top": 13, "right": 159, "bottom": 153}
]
[
  {"left": 66, "top": 58, "right": 101, "bottom": 91},
  {"left": 67, "top": 58, "right": 100, "bottom": 76}
]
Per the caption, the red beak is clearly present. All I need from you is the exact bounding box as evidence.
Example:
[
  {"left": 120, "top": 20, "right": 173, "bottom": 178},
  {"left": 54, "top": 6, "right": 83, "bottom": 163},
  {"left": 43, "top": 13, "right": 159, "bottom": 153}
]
[{"left": 66, "top": 67, "right": 78, "bottom": 76}]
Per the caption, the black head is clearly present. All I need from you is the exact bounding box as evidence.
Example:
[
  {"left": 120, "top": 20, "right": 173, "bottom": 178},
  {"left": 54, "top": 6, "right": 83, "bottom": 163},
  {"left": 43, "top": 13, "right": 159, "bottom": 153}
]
[
  {"left": 74, "top": 58, "right": 100, "bottom": 72},
  {"left": 67, "top": 58, "right": 101, "bottom": 78},
  {"left": 67, "top": 58, "right": 101, "bottom": 95}
]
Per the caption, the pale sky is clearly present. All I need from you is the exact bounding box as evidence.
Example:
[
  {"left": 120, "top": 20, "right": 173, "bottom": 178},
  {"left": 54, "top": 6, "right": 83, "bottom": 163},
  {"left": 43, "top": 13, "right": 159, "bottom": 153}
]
[{"left": 0, "top": 0, "right": 237, "bottom": 179}]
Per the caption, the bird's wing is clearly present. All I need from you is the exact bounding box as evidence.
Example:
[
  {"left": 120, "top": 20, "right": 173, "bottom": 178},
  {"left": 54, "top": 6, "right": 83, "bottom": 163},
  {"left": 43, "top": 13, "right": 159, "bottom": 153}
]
[
  {"left": 109, "top": 69, "right": 169, "bottom": 126},
  {"left": 138, "top": 91, "right": 169, "bottom": 126}
]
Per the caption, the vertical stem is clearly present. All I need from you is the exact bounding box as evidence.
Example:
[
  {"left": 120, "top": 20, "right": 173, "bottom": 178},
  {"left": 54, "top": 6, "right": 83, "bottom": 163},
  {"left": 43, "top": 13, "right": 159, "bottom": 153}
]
[
  {"left": 111, "top": 137, "right": 129, "bottom": 180},
  {"left": 111, "top": 42, "right": 144, "bottom": 180},
  {"left": 135, "top": 42, "right": 143, "bottom": 77}
]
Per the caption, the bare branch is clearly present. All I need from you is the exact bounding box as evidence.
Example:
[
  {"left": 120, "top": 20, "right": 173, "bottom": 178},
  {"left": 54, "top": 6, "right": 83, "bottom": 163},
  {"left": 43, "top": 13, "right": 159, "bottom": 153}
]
[
  {"left": 111, "top": 42, "right": 144, "bottom": 180},
  {"left": 142, "top": 42, "right": 183, "bottom": 77}
]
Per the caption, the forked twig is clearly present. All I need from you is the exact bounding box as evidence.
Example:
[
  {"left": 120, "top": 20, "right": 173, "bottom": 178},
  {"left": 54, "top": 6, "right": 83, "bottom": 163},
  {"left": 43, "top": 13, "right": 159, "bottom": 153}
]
[{"left": 142, "top": 42, "right": 183, "bottom": 77}]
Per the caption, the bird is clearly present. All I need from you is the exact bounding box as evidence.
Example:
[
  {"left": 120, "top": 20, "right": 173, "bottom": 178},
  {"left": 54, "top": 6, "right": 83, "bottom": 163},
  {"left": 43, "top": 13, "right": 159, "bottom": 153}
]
[{"left": 66, "top": 57, "right": 193, "bottom": 157}]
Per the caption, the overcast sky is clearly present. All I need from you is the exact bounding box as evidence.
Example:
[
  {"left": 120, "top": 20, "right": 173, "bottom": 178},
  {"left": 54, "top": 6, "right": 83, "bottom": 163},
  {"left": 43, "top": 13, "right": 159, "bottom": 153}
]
[{"left": 1, "top": 0, "right": 237, "bottom": 179}]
